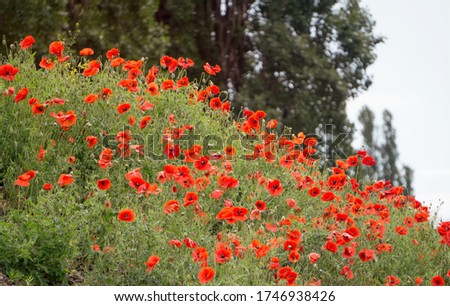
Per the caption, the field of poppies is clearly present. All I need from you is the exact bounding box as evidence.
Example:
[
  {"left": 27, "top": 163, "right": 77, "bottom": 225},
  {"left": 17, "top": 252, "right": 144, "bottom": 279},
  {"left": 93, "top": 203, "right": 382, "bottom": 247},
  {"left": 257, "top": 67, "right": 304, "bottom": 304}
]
[{"left": 0, "top": 36, "right": 449, "bottom": 286}]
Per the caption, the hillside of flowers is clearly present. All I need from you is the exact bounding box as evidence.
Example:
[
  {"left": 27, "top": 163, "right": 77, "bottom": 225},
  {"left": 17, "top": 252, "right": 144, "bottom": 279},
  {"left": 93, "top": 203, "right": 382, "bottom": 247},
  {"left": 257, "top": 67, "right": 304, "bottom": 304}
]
[{"left": 0, "top": 36, "right": 449, "bottom": 286}]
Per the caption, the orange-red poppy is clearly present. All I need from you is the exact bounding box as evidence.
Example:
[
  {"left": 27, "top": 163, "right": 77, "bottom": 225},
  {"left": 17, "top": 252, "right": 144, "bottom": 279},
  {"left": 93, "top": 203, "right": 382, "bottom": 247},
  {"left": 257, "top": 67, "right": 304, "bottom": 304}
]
[
  {"left": 86, "top": 136, "right": 98, "bottom": 149},
  {"left": 97, "top": 178, "right": 111, "bottom": 191},
  {"left": 39, "top": 58, "right": 54, "bottom": 70},
  {"left": 204, "top": 62, "right": 221, "bottom": 75},
  {"left": 309, "top": 252, "right": 321, "bottom": 264},
  {"left": 80, "top": 48, "right": 94, "bottom": 56},
  {"left": 198, "top": 267, "right": 215, "bottom": 284},
  {"left": 266, "top": 179, "right": 283, "bottom": 196},
  {"left": 118, "top": 208, "right": 135, "bottom": 222},
  {"left": 0, "top": 64, "right": 19, "bottom": 81},
  {"left": 139, "top": 116, "right": 151, "bottom": 129},
  {"left": 145, "top": 255, "right": 160, "bottom": 272},
  {"left": 164, "top": 200, "right": 179, "bottom": 214},
  {"left": 84, "top": 93, "right": 98, "bottom": 104},
  {"left": 19, "top": 35, "right": 35, "bottom": 49},
  {"left": 431, "top": 275, "right": 445, "bottom": 286},
  {"left": 358, "top": 249, "right": 375, "bottom": 262},
  {"left": 57, "top": 173, "right": 74, "bottom": 187},
  {"left": 117, "top": 103, "right": 131, "bottom": 114},
  {"left": 14, "top": 87, "right": 28, "bottom": 103},
  {"left": 14, "top": 170, "right": 37, "bottom": 187}
]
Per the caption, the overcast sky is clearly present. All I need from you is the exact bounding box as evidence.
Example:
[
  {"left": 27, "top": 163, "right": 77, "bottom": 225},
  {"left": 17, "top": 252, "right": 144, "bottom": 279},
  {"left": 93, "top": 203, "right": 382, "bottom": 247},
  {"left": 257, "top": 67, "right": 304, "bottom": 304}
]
[{"left": 346, "top": 0, "right": 450, "bottom": 221}]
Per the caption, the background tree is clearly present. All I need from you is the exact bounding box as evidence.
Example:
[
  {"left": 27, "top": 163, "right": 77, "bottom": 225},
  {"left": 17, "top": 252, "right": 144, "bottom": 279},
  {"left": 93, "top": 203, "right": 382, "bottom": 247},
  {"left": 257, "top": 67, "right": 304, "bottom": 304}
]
[
  {"left": 380, "top": 109, "right": 402, "bottom": 186},
  {"left": 358, "top": 105, "right": 380, "bottom": 180},
  {"left": 158, "top": 0, "right": 382, "bottom": 159},
  {"left": 0, "top": 0, "right": 168, "bottom": 61}
]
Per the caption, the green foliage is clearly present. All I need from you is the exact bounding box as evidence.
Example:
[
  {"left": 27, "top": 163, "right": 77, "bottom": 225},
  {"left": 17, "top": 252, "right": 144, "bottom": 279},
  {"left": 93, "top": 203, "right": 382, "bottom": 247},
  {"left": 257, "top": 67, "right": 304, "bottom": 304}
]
[{"left": 0, "top": 203, "right": 78, "bottom": 285}]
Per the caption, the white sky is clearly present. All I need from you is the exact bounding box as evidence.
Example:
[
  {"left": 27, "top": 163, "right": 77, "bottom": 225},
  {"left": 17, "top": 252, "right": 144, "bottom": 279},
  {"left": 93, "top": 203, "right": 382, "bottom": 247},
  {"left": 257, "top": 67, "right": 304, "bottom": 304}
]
[{"left": 347, "top": 0, "right": 450, "bottom": 221}]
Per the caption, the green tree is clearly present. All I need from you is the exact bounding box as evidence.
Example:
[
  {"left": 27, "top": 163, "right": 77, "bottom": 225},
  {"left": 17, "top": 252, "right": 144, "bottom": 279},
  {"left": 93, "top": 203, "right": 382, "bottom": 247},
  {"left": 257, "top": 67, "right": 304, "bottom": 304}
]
[
  {"left": 358, "top": 105, "right": 380, "bottom": 179},
  {"left": 66, "top": 0, "right": 169, "bottom": 60},
  {"left": 1, "top": 0, "right": 168, "bottom": 62},
  {"left": 158, "top": 0, "right": 382, "bottom": 159},
  {"left": 402, "top": 165, "right": 414, "bottom": 195},
  {"left": 0, "top": 0, "right": 67, "bottom": 55},
  {"left": 380, "top": 109, "right": 402, "bottom": 186}
]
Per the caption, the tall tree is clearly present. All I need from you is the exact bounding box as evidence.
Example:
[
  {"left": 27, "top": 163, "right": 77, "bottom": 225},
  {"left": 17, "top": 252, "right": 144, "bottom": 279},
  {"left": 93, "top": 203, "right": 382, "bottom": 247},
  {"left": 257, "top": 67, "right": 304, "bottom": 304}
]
[
  {"left": 0, "top": 0, "right": 168, "bottom": 61},
  {"left": 0, "top": 0, "right": 67, "bottom": 55},
  {"left": 358, "top": 105, "right": 380, "bottom": 178},
  {"left": 380, "top": 109, "right": 402, "bottom": 186},
  {"left": 402, "top": 165, "right": 414, "bottom": 195},
  {"left": 158, "top": 0, "right": 382, "bottom": 159}
]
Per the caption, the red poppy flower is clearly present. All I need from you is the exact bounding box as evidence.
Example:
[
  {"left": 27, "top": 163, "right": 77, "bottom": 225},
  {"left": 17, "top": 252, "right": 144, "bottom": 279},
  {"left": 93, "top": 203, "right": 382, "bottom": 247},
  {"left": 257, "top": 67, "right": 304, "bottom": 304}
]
[
  {"left": 164, "top": 200, "right": 179, "bottom": 214},
  {"left": 145, "top": 255, "right": 160, "bottom": 272},
  {"left": 358, "top": 249, "right": 375, "bottom": 262},
  {"left": 43, "top": 183, "right": 52, "bottom": 191},
  {"left": 117, "top": 103, "right": 131, "bottom": 114},
  {"left": 163, "top": 143, "right": 181, "bottom": 159},
  {"left": 37, "top": 146, "right": 46, "bottom": 162},
  {"left": 176, "top": 76, "right": 189, "bottom": 88},
  {"left": 31, "top": 103, "right": 45, "bottom": 115},
  {"left": 0, "top": 64, "right": 19, "bottom": 81},
  {"left": 321, "top": 191, "right": 335, "bottom": 202},
  {"left": 215, "top": 244, "right": 232, "bottom": 264},
  {"left": 204, "top": 62, "right": 221, "bottom": 75},
  {"left": 269, "top": 257, "right": 280, "bottom": 270},
  {"left": 14, "top": 87, "right": 28, "bottom": 103},
  {"left": 162, "top": 79, "right": 175, "bottom": 90},
  {"left": 83, "top": 60, "right": 101, "bottom": 77},
  {"left": 19, "top": 35, "right": 35, "bottom": 49},
  {"left": 183, "top": 237, "right": 198, "bottom": 248},
  {"left": 84, "top": 93, "right": 98, "bottom": 104},
  {"left": 106, "top": 48, "right": 120, "bottom": 60},
  {"left": 254, "top": 200, "right": 267, "bottom": 211},
  {"left": 308, "top": 186, "right": 321, "bottom": 197},
  {"left": 49, "top": 41, "right": 64, "bottom": 58},
  {"left": 169, "top": 239, "right": 182, "bottom": 248},
  {"left": 178, "top": 57, "right": 194, "bottom": 69},
  {"left": 346, "top": 155, "right": 358, "bottom": 167},
  {"left": 194, "top": 156, "right": 212, "bottom": 171},
  {"left": 209, "top": 97, "right": 222, "bottom": 110},
  {"left": 39, "top": 58, "right": 54, "bottom": 70},
  {"left": 160, "top": 55, "right": 178, "bottom": 73},
  {"left": 80, "top": 48, "right": 94, "bottom": 56},
  {"left": 324, "top": 240, "right": 338, "bottom": 253},
  {"left": 431, "top": 275, "right": 445, "bottom": 286},
  {"left": 184, "top": 192, "right": 199, "bottom": 207},
  {"left": 86, "top": 136, "right": 98, "bottom": 149},
  {"left": 50, "top": 110, "right": 77, "bottom": 130},
  {"left": 111, "top": 57, "right": 125, "bottom": 67},
  {"left": 340, "top": 266, "right": 354, "bottom": 280},
  {"left": 139, "top": 116, "right": 151, "bottom": 129},
  {"left": 342, "top": 246, "right": 356, "bottom": 258},
  {"left": 267, "top": 179, "right": 283, "bottom": 196},
  {"left": 217, "top": 175, "right": 239, "bottom": 189},
  {"left": 57, "top": 173, "right": 74, "bottom": 187},
  {"left": 309, "top": 252, "right": 321, "bottom": 264},
  {"left": 198, "top": 267, "right": 215, "bottom": 284},
  {"left": 14, "top": 170, "right": 37, "bottom": 187},
  {"left": 385, "top": 275, "right": 400, "bottom": 286},
  {"left": 361, "top": 155, "right": 376, "bottom": 166},
  {"left": 118, "top": 208, "right": 135, "bottom": 222},
  {"left": 288, "top": 250, "right": 301, "bottom": 263},
  {"left": 395, "top": 226, "right": 408, "bottom": 235},
  {"left": 97, "top": 178, "right": 111, "bottom": 191}
]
